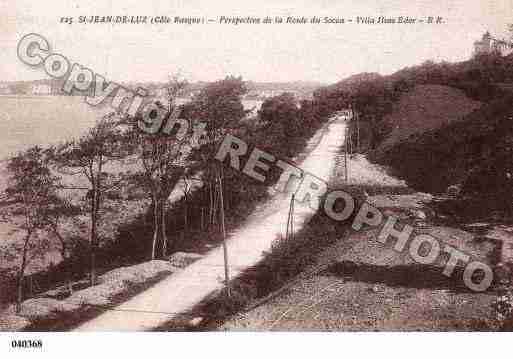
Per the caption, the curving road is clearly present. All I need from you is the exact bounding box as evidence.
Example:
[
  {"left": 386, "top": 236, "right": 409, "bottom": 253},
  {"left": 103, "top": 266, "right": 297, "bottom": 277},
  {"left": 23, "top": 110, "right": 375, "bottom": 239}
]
[{"left": 75, "top": 117, "right": 347, "bottom": 331}]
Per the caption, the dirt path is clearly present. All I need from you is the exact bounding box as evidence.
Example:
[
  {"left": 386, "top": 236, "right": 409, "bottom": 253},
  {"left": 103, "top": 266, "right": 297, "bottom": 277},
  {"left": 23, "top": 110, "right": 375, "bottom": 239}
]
[{"left": 75, "top": 117, "right": 347, "bottom": 331}]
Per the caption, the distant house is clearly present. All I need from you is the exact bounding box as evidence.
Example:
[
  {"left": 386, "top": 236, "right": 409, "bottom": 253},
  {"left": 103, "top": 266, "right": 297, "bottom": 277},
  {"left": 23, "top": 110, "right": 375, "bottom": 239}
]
[
  {"left": 260, "top": 90, "right": 276, "bottom": 98},
  {"left": 32, "top": 84, "right": 52, "bottom": 95},
  {"left": 189, "top": 90, "right": 200, "bottom": 98},
  {"left": 336, "top": 109, "right": 353, "bottom": 120},
  {"left": 473, "top": 31, "right": 513, "bottom": 57},
  {"left": 473, "top": 32, "right": 492, "bottom": 56},
  {"left": 0, "top": 84, "right": 12, "bottom": 95}
]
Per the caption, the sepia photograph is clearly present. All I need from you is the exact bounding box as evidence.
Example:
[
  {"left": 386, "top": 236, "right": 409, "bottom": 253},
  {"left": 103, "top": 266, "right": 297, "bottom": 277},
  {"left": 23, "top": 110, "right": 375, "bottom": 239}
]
[{"left": 1, "top": 0, "right": 513, "bottom": 356}]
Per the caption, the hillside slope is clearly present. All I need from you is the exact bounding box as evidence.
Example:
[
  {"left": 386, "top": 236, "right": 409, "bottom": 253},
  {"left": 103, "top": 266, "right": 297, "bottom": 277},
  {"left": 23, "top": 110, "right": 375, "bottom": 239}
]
[
  {"left": 378, "top": 85, "right": 482, "bottom": 151},
  {"left": 371, "top": 93, "right": 513, "bottom": 205}
]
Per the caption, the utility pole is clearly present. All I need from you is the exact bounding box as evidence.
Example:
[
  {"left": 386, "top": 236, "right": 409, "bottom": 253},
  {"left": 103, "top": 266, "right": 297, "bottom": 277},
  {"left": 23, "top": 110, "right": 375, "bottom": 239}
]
[
  {"left": 356, "top": 108, "right": 360, "bottom": 153},
  {"left": 218, "top": 165, "right": 230, "bottom": 298},
  {"left": 344, "top": 124, "right": 349, "bottom": 183},
  {"left": 286, "top": 194, "right": 295, "bottom": 241},
  {"left": 349, "top": 126, "right": 353, "bottom": 154}
]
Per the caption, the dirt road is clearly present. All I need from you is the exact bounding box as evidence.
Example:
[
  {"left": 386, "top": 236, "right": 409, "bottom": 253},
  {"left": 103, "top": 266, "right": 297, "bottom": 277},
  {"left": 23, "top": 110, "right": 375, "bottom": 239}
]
[{"left": 75, "top": 117, "right": 347, "bottom": 331}]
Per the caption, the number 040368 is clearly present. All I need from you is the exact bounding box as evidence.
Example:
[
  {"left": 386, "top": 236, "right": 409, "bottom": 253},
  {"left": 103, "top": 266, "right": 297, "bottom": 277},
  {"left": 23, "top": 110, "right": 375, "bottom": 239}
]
[{"left": 11, "top": 339, "right": 43, "bottom": 349}]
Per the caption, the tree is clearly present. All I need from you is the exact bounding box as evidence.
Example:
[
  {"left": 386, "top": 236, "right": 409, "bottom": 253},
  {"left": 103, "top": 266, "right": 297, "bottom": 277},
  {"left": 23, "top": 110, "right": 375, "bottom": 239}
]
[
  {"left": 123, "top": 76, "right": 192, "bottom": 259},
  {"left": 186, "top": 76, "right": 249, "bottom": 224},
  {"left": 53, "top": 115, "right": 129, "bottom": 286},
  {"left": 44, "top": 194, "right": 83, "bottom": 293},
  {"left": 189, "top": 76, "right": 248, "bottom": 137},
  {"left": 258, "top": 92, "right": 299, "bottom": 154},
  {"left": 1, "top": 146, "right": 62, "bottom": 312}
]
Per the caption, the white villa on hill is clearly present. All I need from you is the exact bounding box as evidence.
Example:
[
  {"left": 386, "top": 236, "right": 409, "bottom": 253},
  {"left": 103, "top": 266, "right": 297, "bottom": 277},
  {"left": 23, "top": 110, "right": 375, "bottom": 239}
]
[{"left": 473, "top": 31, "right": 513, "bottom": 57}]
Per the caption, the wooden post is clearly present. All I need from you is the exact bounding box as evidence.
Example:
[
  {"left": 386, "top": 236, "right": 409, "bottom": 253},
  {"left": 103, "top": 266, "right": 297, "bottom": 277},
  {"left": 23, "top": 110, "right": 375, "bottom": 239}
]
[
  {"left": 349, "top": 126, "right": 353, "bottom": 154},
  {"left": 286, "top": 194, "right": 295, "bottom": 241},
  {"left": 218, "top": 167, "right": 230, "bottom": 298},
  {"left": 290, "top": 195, "right": 295, "bottom": 241},
  {"left": 286, "top": 197, "right": 291, "bottom": 240},
  {"left": 344, "top": 125, "right": 349, "bottom": 183},
  {"left": 356, "top": 109, "right": 360, "bottom": 153},
  {"left": 162, "top": 201, "right": 168, "bottom": 258}
]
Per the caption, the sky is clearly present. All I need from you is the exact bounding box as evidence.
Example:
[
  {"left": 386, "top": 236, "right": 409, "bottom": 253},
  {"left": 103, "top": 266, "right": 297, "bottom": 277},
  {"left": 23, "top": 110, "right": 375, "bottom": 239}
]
[{"left": 1, "top": 0, "right": 512, "bottom": 84}]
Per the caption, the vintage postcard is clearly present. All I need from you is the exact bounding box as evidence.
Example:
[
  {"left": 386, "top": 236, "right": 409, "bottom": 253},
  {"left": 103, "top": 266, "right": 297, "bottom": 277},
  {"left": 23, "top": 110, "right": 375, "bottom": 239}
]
[{"left": 1, "top": 0, "right": 513, "bottom": 356}]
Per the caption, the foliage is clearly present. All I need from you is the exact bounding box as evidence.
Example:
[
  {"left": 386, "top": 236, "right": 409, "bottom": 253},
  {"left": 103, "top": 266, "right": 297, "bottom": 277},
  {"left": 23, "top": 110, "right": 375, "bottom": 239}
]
[
  {"left": 121, "top": 76, "right": 192, "bottom": 259},
  {"left": 52, "top": 114, "right": 131, "bottom": 285},
  {"left": 1, "top": 146, "right": 64, "bottom": 310},
  {"left": 317, "top": 51, "right": 513, "bottom": 152}
]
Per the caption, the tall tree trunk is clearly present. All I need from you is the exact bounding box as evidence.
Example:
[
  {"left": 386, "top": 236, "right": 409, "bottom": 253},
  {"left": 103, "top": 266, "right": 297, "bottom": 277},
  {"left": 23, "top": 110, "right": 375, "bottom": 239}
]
[
  {"left": 161, "top": 199, "right": 168, "bottom": 257},
  {"left": 90, "top": 198, "right": 97, "bottom": 286},
  {"left": 151, "top": 194, "right": 159, "bottom": 260},
  {"left": 90, "top": 157, "right": 102, "bottom": 287},
  {"left": 183, "top": 196, "right": 188, "bottom": 233},
  {"left": 56, "top": 231, "right": 73, "bottom": 295},
  {"left": 217, "top": 168, "right": 230, "bottom": 297},
  {"left": 200, "top": 207, "right": 205, "bottom": 230},
  {"left": 16, "top": 273, "right": 24, "bottom": 313},
  {"left": 16, "top": 234, "right": 30, "bottom": 313},
  {"left": 211, "top": 180, "right": 218, "bottom": 225},
  {"left": 208, "top": 181, "right": 213, "bottom": 226}
]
